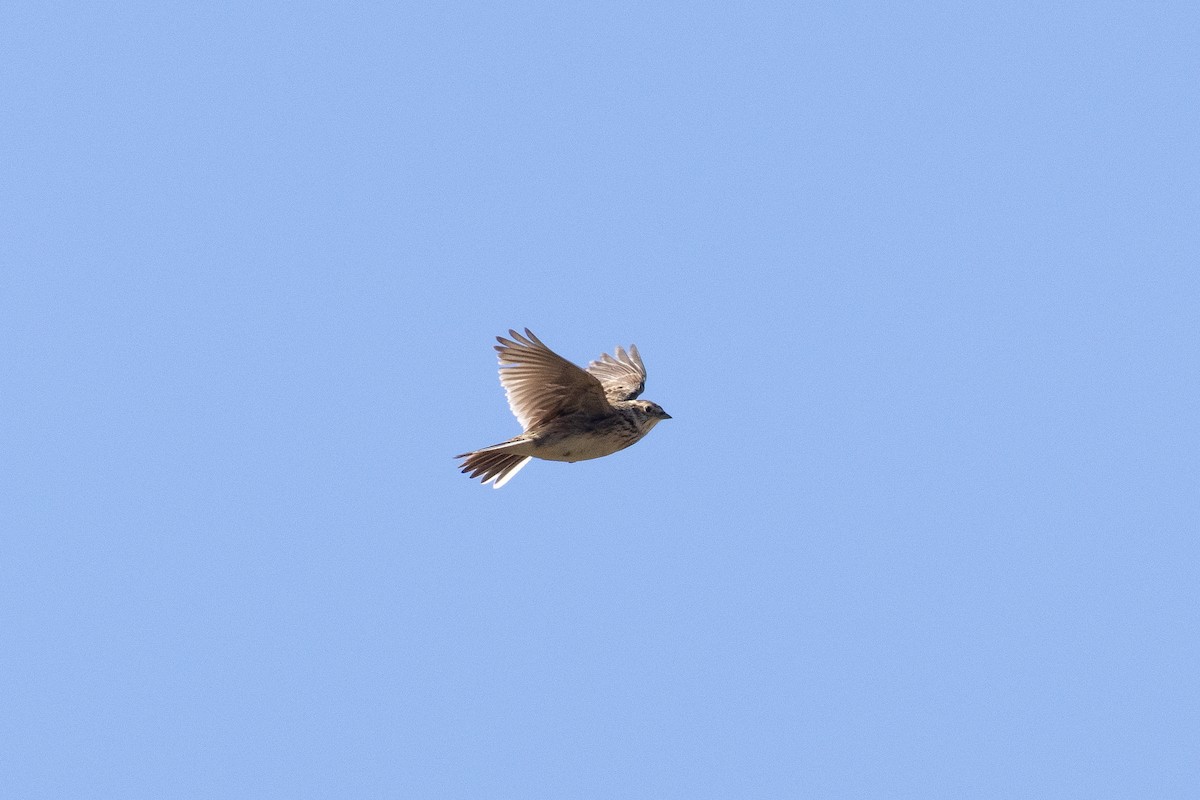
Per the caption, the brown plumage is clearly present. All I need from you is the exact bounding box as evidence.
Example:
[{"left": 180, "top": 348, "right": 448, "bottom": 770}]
[{"left": 456, "top": 329, "right": 671, "bottom": 488}]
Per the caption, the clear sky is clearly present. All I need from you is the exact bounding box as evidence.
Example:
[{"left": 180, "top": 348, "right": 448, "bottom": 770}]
[{"left": 4, "top": 2, "right": 1197, "bottom": 798}]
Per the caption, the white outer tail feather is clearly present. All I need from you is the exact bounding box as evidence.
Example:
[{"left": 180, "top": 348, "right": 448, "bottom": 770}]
[{"left": 490, "top": 456, "right": 532, "bottom": 488}]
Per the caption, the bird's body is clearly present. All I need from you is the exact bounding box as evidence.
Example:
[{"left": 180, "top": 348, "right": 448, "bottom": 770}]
[{"left": 456, "top": 329, "right": 670, "bottom": 488}]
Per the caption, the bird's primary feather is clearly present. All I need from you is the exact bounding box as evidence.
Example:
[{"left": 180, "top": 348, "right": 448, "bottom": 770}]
[
  {"left": 495, "top": 328, "right": 611, "bottom": 429},
  {"left": 586, "top": 344, "right": 646, "bottom": 402}
]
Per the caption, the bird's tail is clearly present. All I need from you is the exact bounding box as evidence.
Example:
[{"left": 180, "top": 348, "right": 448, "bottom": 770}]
[{"left": 455, "top": 441, "right": 533, "bottom": 488}]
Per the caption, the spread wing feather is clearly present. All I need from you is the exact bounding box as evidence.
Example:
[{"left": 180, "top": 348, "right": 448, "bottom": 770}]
[
  {"left": 495, "top": 329, "right": 611, "bottom": 430},
  {"left": 586, "top": 343, "right": 646, "bottom": 402}
]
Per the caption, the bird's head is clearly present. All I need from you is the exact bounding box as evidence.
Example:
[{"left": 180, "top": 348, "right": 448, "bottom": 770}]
[
  {"left": 629, "top": 400, "right": 672, "bottom": 428},
  {"left": 645, "top": 402, "right": 671, "bottom": 420}
]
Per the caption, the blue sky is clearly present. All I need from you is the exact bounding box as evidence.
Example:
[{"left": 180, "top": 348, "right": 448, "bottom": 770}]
[{"left": 4, "top": 2, "right": 1197, "bottom": 797}]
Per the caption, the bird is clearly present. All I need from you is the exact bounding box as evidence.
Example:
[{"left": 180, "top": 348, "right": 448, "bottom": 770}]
[{"left": 456, "top": 328, "right": 671, "bottom": 488}]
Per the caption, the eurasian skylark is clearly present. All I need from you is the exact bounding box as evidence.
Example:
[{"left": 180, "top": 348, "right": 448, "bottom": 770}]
[{"left": 456, "top": 328, "right": 671, "bottom": 488}]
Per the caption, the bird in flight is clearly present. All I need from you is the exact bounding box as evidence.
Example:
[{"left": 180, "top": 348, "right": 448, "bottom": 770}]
[{"left": 456, "top": 328, "right": 671, "bottom": 488}]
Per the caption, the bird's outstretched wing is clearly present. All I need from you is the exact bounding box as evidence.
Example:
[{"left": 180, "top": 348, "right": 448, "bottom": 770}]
[
  {"left": 586, "top": 343, "right": 646, "bottom": 402},
  {"left": 495, "top": 329, "right": 611, "bottom": 430}
]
